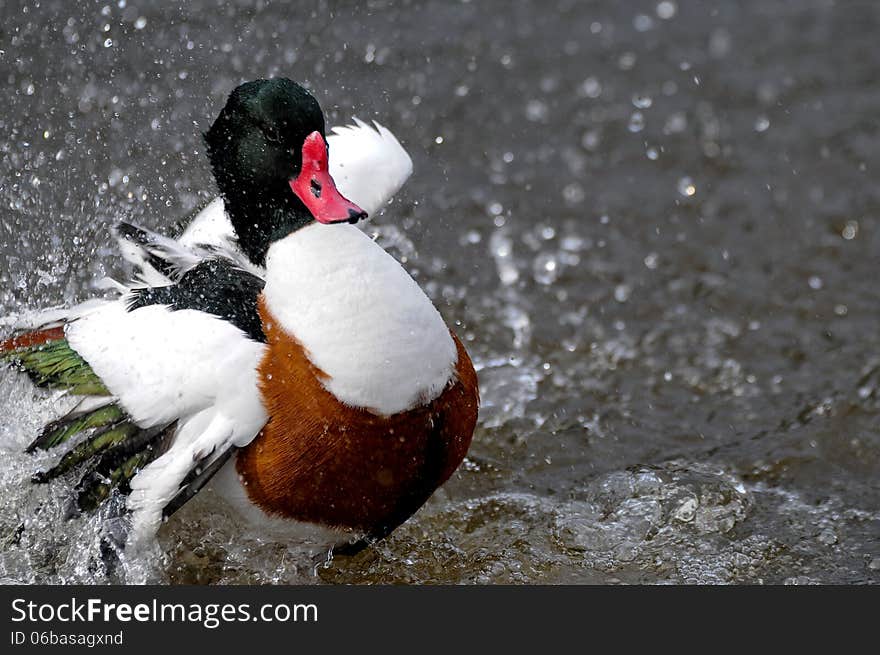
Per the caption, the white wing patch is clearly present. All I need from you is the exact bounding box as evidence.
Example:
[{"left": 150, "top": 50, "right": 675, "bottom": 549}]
[
  {"left": 65, "top": 300, "right": 268, "bottom": 543},
  {"left": 115, "top": 207, "right": 262, "bottom": 288},
  {"left": 115, "top": 227, "right": 203, "bottom": 287},
  {"left": 176, "top": 197, "right": 238, "bottom": 253},
  {"left": 0, "top": 298, "right": 109, "bottom": 332},
  {"left": 328, "top": 118, "right": 413, "bottom": 216}
]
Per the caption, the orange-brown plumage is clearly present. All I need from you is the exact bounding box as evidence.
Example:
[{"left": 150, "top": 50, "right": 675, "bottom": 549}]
[
  {"left": 0, "top": 326, "right": 65, "bottom": 352},
  {"left": 236, "top": 296, "right": 479, "bottom": 536}
]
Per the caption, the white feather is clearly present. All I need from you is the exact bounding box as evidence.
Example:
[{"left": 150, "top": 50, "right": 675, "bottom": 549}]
[
  {"left": 126, "top": 410, "right": 234, "bottom": 545},
  {"left": 176, "top": 197, "right": 237, "bottom": 252},
  {"left": 115, "top": 238, "right": 174, "bottom": 287},
  {"left": 328, "top": 118, "right": 413, "bottom": 216},
  {"left": 64, "top": 301, "right": 268, "bottom": 542},
  {"left": 66, "top": 302, "right": 266, "bottom": 430},
  {"left": 0, "top": 298, "right": 109, "bottom": 331},
  {"left": 262, "top": 222, "right": 456, "bottom": 416},
  {"left": 117, "top": 211, "right": 263, "bottom": 286}
]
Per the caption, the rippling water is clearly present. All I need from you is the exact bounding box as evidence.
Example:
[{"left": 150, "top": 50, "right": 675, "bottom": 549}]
[{"left": 1, "top": 0, "right": 878, "bottom": 584}]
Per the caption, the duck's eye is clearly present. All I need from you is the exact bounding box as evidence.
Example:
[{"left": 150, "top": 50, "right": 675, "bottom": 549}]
[{"left": 261, "top": 126, "right": 282, "bottom": 143}]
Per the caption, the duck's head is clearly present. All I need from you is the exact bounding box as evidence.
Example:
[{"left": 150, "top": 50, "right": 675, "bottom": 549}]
[{"left": 205, "top": 78, "right": 367, "bottom": 265}]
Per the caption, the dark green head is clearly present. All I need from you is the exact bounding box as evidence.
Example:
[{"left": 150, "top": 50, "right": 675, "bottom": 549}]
[{"left": 204, "top": 78, "right": 366, "bottom": 265}]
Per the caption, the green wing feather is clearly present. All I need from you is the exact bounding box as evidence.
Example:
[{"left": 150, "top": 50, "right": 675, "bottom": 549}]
[
  {"left": 2, "top": 334, "right": 172, "bottom": 514},
  {"left": 27, "top": 404, "right": 125, "bottom": 452},
  {"left": 1, "top": 338, "right": 108, "bottom": 396}
]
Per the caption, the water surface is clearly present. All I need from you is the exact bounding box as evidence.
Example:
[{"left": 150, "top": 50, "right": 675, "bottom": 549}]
[{"left": 1, "top": 0, "right": 878, "bottom": 584}]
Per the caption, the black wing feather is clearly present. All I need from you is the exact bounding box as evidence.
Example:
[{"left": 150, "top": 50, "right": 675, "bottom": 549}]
[
  {"left": 127, "top": 259, "right": 266, "bottom": 342},
  {"left": 162, "top": 447, "right": 236, "bottom": 519}
]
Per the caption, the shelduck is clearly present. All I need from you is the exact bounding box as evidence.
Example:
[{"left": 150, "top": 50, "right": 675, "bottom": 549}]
[{"left": 0, "top": 78, "right": 479, "bottom": 554}]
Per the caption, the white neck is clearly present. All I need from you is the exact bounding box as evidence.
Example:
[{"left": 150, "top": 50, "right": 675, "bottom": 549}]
[{"left": 262, "top": 223, "right": 457, "bottom": 415}]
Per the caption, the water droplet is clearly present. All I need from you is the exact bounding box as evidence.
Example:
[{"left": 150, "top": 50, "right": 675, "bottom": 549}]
[
  {"left": 841, "top": 220, "right": 858, "bottom": 240},
  {"left": 581, "top": 129, "right": 600, "bottom": 151},
  {"left": 562, "top": 183, "right": 585, "bottom": 205},
  {"left": 628, "top": 111, "right": 645, "bottom": 133},
  {"left": 644, "top": 252, "right": 659, "bottom": 269},
  {"left": 633, "top": 14, "right": 654, "bottom": 32},
  {"left": 677, "top": 176, "right": 696, "bottom": 197},
  {"left": 579, "top": 76, "right": 602, "bottom": 98},
  {"left": 656, "top": 1, "right": 677, "bottom": 19},
  {"left": 664, "top": 112, "right": 688, "bottom": 134},
  {"left": 525, "top": 99, "right": 549, "bottom": 122},
  {"left": 561, "top": 235, "right": 585, "bottom": 251},
  {"left": 490, "top": 232, "right": 512, "bottom": 258},
  {"left": 489, "top": 231, "right": 519, "bottom": 285},
  {"left": 673, "top": 497, "right": 697, "bottom": 522},
  {"left": 434, "top": 136, "right": 444, "bottom": 144},
  {"left": 533, "top": 253, "right": 559, "bottom": 285},
  {"left": 632, "top": 94, "right": 653, "bottom": 109},
  {"left": 754, "top": 115, "right": 770, "bottom": 132},
  {"left": 618, "top": 52, "right": 637, "bottom": 70},
  {"left": 808, "top": 275, "right": 823, "bottom": 290},
  {"left": 103, "top": 38, "right": 113, "bottom": 48},
  {"left": 614, "top": 284, "right": 631, "bottom": 303},
  {"left": 646, "top": 146, "right": 659, "bottom": 160},
  {"left": 462, "top": 229, "right": 481, "bottom": 245}
]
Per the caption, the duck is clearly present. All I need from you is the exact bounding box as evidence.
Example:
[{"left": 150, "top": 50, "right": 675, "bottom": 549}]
[{"left": 0, "top": 78, "right": 480, "bottom": 554}]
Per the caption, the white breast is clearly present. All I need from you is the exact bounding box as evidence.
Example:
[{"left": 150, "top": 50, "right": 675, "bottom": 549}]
[{"left": 262, "top": 223, "right": 457, "bottom": 415}]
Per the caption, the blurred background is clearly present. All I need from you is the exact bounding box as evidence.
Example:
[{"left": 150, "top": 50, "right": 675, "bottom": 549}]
[{"left": 1, "top": 0, "right": 878, "bottom": 583}]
